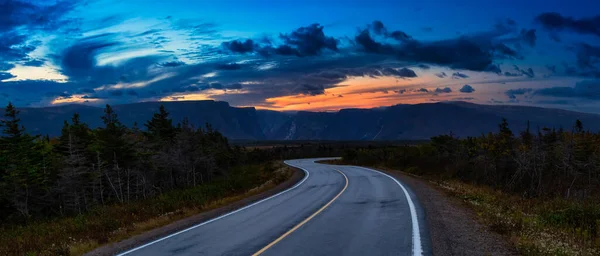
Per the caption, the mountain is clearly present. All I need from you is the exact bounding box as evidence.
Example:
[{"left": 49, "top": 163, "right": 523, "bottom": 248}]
[
  {"left": 6, "top": 100, "right": 600, "bottom": 140},
  {"left": 14, "top": 101, "right": 265, "bottom": 140}
]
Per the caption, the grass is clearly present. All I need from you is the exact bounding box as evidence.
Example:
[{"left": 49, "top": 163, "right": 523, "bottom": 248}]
[
  {"left": 436, "top": 180, "right": 600, "bottom": 256},
  {"left": 0, "top": 162, "right": 293, "bottom": 256},
  {"left": 322, "top": 159, "right": 600, "bottom": 256}
]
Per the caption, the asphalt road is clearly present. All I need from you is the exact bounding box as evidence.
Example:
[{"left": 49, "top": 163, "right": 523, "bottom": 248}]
[{"left": 118, "top": 158, "right": 430, "bottom": 256}]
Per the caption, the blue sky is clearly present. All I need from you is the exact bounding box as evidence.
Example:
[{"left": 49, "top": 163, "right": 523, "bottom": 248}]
[{"left": 1, "top": 0, "right": 600, "bottom": 112}]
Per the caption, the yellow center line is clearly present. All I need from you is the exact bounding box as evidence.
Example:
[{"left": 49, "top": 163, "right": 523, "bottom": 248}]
[{"left": 252, "top": 169, "right": 349, "bottom": 256}]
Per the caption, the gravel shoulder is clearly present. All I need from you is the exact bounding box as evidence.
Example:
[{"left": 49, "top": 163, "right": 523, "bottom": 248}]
[
  {"left": 380, "top": 168, "right": 519, "bottom": 256},
  {"left": 86, "top": 167, "right": 305, "bottom": 256}
]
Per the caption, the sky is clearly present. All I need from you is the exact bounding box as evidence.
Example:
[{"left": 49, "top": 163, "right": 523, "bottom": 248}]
[{"left": 1, "top": 0, "right": 600, "bottom": 113}]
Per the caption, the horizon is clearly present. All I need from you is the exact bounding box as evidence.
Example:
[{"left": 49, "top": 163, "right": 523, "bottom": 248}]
[
  {"left": 1, "top": 0, "right": 600, "bottom": 113},
  {"left": 9, "top": 99, "right": 600, "bottom": 116}
]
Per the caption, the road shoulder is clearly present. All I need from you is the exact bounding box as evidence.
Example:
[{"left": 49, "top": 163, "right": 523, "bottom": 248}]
[
  {"left": 378, "top": 168, "right": 519, "bottom": 256},
  {"left": 86, "top": 167, "right": 305, "bottom": 256}
]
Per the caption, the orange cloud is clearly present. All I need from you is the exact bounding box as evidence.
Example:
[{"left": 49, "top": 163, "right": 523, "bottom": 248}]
[
  {"left": 51, "top": 94, "right": 100, "bottom": 105},
  {"left": 260, "top": 75, "right": 448, "bottom": 111},
  {"left": 159, "top": 89, "right": 247, "bottom": 102}
]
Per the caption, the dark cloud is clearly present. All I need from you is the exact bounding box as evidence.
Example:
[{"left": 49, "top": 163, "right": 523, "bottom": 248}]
[
  {"left": 398, "top": 39, "right": 498, "bottom": 72},
  {"left": 520, "top": 67, "right": 535, "bottom": 78},
  {"left": 535, "top": 12, "right": 600, "bottom": 37},
  {"left": 417, "top": 64, "right": 430, "bottom": 69},
  {"left": 222, "top": 24, "right": 338, "bottom": 57},
  {"left": 0, "top": 72, "right": 16, "bottom": 80},
  {"left": 504, "top": 71, "right": 521, "bottom": 77},
  {"left": 505, "top": 65, "right": 535, "bottom": 78},
  {"left": 422, "top": 27, "right": 433, "bottom": 32},
  {"left": 505, "top": 88, "right": 533, "bottom": 99},
  {"left": 520, "top": 29, "right": 536, "bottom": 47},
  {"left": 56, "top": 33, "right": 170, "bottom": 94},
  {"left": 575, "top": 43, "right": 600, "bottom": 77},
  {"left": 222, "top": 20, "right": 516, "bottom": 76},
  {"left": 215, "top": 63, "right": 243, "bottom": 70},
  {"left": 294, "top": 84, "right": 325, "bottom": 96},
  {"left": 388, "top": 31, "right": 412, "bottom": 42},
  {"left": 459, "top": 84, "right": 475, "bottom": 93},
  {"left": 355, "top": 29, "right": 394, "bottom": 54},
  {"left": 435, "top": 72, "right": 447, "bottom": 78},
  {"left": 452, "top": 72, "right": 469, "bottom": 79},
  {"left": 81, "top": 94, "right": 102, "bottom": 99},
  {"left": 485, "top": 64, "right": 502, "bottom": 74},
  {"left": 515, "top": 65, "right": 535, "bottom": 78},
  {"left": 110, "top": 90, "right": 124, "bottom": 96},
  {"left": 0, "top": 1, "right": 76, "bottom": 71},
  {"left": 417, "top": 88, "right": 429, "bottom": 93},
  {"left": 434, "top": 87, "right": 452, "bottom": 93},
  {"left": 381, "top": 67, "right": 417, "bottom": 78},
  {"left": 197, "top": 82, "right": 243, "bottom": 91},
  {"left": 368, "top": 20, "right": 413, "bottom": 43},
  {"left": 535, "top": 80, "right": 600, "bottom": 99},
  {"left": 136, "top": 29, "right": 162, "bottom": 37},
  {"left": 45, "top": 91, "right": 71, "bottom": 98},
  {"left": 228, "top": 83, "right": 243, "bottom": 90},
  {"left": 493, "top": 43, "right": 519, "bottom": 58},
  {"left": 0, "top": 0, "right": 75, "bottom": 33},
  {"left": 222, "top": 39, "right": 256, "bottom": 53},
  {"left": 354, "top": 20, "right": 538, "bottom": 72},
  {"left": 160, "top": 61, "right": 186, "bottom": 67},
  {"left": 22, "top": 58, "right": 45, "bottom": 67},
  {"left": 60, "top": 33, "right": 120, "bottom": 78},
  {"left": 0, "top": 62, "right": 14, "bottom": 71},
  {"left": 0, "top": 32, "right": 36, "bottom": 70},
  {"left": 549, "top": 32, "right": 561, "bottom": 42}
]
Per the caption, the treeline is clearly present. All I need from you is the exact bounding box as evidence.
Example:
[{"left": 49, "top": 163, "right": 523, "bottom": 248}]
[
  {"left": 0, "top": 103, "right": 262, "bottom": 221},
  {"left": 343, "top": 119, "right": 600, "bottom": 200}
]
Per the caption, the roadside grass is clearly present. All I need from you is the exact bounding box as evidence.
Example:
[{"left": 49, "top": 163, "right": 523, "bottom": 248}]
[
  {"left": 0, "top": 162, "right": 293, "bottom": 256},
  {"left": 319, "top": 160, "right": 600, "bottom": 256},
  {"left": 436, "top": 179, "right": 600, "bottom": 256}
]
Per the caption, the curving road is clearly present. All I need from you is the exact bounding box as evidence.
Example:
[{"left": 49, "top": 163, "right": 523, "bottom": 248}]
[{"left": 118, "top": 158, "right": 431, "bottom": 256}]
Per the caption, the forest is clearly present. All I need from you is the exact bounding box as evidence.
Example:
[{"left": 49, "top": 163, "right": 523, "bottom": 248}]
[
  {"left": 0, "top": 102, "right": 259, "bottom": 221},
  {"left": 342, "top": 119, "right": 600, "bottom": 200}
]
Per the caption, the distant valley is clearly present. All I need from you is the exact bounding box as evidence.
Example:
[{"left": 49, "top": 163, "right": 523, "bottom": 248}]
[{"left": 8, "top": 100, "right": 600, "bottom": 140}]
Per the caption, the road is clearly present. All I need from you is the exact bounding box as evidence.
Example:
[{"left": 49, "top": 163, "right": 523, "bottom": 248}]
[{"left": 118, "top": 158, "right": 430, "bottom": 256}]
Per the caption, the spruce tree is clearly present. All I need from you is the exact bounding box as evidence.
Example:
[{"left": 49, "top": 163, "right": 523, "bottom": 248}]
[
  {"left": 0, "top": 103, "right": 47, "bottom": 217},
  {"left": 96, "top": 105, "right": 133, "bottom": 202},
  {"left": 145, "top": 105, "right": 176, "bottom": 143}
]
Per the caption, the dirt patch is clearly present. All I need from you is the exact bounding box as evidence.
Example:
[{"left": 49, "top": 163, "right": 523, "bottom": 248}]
[
  {"left": 379, "top": 168, "right": 519, "bottom": 256},
  {"left": 86, "top": 167, "right": 305, "bottom": 256}
]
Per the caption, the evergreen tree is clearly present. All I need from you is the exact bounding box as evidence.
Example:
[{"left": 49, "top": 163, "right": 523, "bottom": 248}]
[
  {"left": 96, "top": 105, "right": 134, "bottom": 203},
  {"left": 0, "top": 103, "right": 48, "bottom": 217},
  {"left": 575, "top": 119, "right": 584, "bottom": 133},
  {"left": 55, "top": 114, "right": 96, "bottom": 214},
  {"left": 520, "top": 120, "right": 533, "bottom": 147},
  {"left": 145, "top": 105, "right": 176, "bottom": 143}
]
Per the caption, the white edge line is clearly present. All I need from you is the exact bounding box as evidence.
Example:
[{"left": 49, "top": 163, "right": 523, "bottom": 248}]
[
  {"left": 353, "top": 166, "right": 423, "bottom": 256},
  {"left": 117, "top": 160, "right": 310, "bottom": 255}
]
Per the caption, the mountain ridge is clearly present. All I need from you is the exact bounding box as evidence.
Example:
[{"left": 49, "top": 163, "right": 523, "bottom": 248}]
[{"left": 5, "top": 100, "right": 600, "bottom": 140}]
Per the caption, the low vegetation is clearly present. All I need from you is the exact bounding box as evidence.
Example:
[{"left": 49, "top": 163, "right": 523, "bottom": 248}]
[{"left": 340, "top": 118, "right": 600, "bottom": 255}]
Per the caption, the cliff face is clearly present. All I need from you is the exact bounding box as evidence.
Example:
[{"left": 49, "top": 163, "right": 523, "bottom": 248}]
[{"left": 10, "top": 101, "right": 600, "bottom": 140}]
